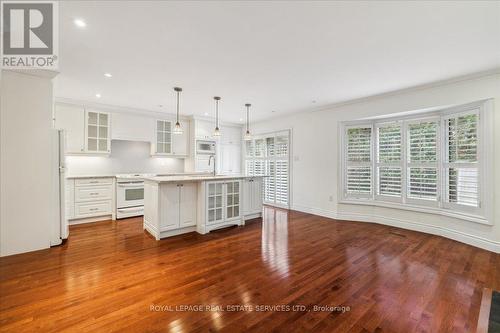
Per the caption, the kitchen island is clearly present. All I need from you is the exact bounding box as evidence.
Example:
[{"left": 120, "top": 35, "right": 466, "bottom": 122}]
[{"left": 143, "top": 175, "right": 264, "bottom": 240}]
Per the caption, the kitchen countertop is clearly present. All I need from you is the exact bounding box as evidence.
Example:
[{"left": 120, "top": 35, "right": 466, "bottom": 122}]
[
  {"left": 143, "top": 174, "right": 264, "bottom": 183},
  {"left": 66, "top": 174, "right": 116, "bottom": 179},
  {"left": 65, "top": 172, "right": 214, "bottom": 179}
]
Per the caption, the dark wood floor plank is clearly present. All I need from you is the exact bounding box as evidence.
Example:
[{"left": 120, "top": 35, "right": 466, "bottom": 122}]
[{"left": 1, "top": 207, "right": 499, "bottom": 332}]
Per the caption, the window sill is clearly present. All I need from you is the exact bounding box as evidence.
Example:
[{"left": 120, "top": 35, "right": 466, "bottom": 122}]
[{"left": 338, "top": 199, "right": 491, "bottom": 226}]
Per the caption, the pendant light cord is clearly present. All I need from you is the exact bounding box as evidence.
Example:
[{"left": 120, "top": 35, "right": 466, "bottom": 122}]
[{"left": 176, "top": 90, "right": 180, "bottom": 123}]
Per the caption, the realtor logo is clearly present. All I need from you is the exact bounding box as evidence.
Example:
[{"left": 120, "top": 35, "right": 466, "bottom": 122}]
[{"left": 1, "top": 1, "right": 58, "bottom": 69}]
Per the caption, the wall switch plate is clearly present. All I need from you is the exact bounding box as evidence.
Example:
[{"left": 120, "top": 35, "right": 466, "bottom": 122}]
[{"left": 329, "top": 195, "right": 333, "bottom": 202}]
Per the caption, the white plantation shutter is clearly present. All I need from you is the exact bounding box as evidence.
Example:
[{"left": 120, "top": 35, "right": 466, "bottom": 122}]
[
  {"left": 345, "top": 126, "right": 372, "bottom": 198},
  {"left": 341, "top": 100, "right": 490, "bottom": 222},
  {"left": 245, "top": 131, "right": 290, "bottom": 207},
  {"left": 406, "top": 120, "right": 439, "bottom": 204},
  {"left": 444, "top": 112, "right": 479, "bottom": 210},
  {"left": 275, "top": 160, "right": 288, "bottom": 204},
  {"left": 376, "top": 124, "right": 402, "bottom": 199}
]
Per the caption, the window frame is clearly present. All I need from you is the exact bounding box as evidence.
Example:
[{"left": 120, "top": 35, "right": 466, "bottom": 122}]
[{"left": 339, "top": 99, "right": 493, "bottom": 225}]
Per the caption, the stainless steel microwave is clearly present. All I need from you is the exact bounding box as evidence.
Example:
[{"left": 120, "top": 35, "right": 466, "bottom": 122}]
[{"left": 196, "top": 140, "right": 216, "bottom": 155}]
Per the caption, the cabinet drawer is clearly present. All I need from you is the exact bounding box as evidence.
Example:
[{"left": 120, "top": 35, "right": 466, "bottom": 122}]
[
  {"left": 75, "top": 186, "right": 112, "bottom": 202},
  {"left": 75, "top": 178, "right": 113, "bottom": 186},
  {"left": 75, "top": 201, "right": 112, "bottom": 217}
]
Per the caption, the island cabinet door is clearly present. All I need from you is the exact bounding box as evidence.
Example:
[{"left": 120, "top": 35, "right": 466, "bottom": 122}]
[
  {"left": 160, "top": 184, "right": 180, "bottom": 231},
  {"left": 225, "top": 181, "right": 241, "bottom": 220},
  {"left": 179, "top": 183, "right": 197, "bottom": 227},
  {"left": 206, "top": 182, "right": 224, "bottom": 225}
]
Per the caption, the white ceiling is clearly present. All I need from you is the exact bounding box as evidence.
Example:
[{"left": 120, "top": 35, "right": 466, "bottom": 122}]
[{"left": 56, "top": 1, "right": 500, "bottom": 123}]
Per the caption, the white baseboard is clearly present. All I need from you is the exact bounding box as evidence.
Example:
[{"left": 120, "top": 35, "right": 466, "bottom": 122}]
[{"left": 291, "top": 204, "right": 500, "bottom": 253}]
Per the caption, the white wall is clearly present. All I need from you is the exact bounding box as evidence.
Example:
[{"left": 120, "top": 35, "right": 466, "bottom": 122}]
[
  {"left": 65, "top": 140, "right": 184, "bottom": 176},
  {"left": 0, "top": 70, "right": 56, "bottom": 256},
  {"left": 251, "top": 72, "right": 500, "bottom": 252}
]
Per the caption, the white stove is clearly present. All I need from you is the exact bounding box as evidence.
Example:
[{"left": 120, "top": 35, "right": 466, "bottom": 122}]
[{"left": 115, "top": 173, "right": 155, "bottom": 219}]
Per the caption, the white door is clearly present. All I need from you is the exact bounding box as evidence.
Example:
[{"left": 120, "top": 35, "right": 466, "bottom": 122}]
[
  {"left": 207, "top": 182, "right": 224, "bottom": 225},
  {"left": 161, "top": 184, "right": 180, "bottom": 231},
  {"left": 54, "top": 104, "right": 85, "bottom": 154},
  {"left": 179, "top": 183, "right": 197, "bottom": 227}
]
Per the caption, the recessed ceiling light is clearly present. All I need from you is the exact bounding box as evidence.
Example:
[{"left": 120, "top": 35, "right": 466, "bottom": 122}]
[
  {"left": 95, "top": 93, "right": 101, "bottom": 98},
  {"left": 204, "top": 112, "right": 208, "bottom": 116},
  {"left": 74, "top": 19, "right": 86, "bottom": 28},
  {"left": 104, "top": 73, "right": 112, "bottom": 78},
  {"left": 239, "top": 118, "right": 243, "bottom": 121}
]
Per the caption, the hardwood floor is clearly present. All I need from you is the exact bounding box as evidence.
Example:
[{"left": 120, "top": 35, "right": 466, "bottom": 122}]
[{"left": 1, "top": 206, "right": 499, "bottom": 332}]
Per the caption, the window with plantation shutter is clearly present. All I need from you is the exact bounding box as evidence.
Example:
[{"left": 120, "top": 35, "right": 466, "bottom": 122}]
[
  {"left": 344, "top": 126, "right": 372, "bottom": 198},
  {"left": 341, "top": 100, "right": 491, "bottom": 224},
  {"left": 245, "top": 131, "right": 290, "bottom": 208},
  {"left": 406, "top": 120, "right": 439, "bottom": 204},
  {"left": 376, "top": 124, "right": 402, "bottom": 200},
  {"left": 444, "top": 112, "right": 479, "bottom": 210}
]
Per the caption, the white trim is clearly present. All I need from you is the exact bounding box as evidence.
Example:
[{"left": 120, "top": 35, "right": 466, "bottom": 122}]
[{"left": 291, "top": 204, "right": 500, "bottom": 253}]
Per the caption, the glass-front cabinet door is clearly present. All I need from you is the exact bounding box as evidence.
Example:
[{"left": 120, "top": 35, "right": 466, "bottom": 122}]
[
  {"left": 86, "top": 111, "right": 110, "bottom": 153},
  {"left": 156, "top": 120, "right": 172, "bottom": 154},
  {"left": 225, "top": 181, "right": 240, "bottom": 220},
  {"left": 207, "top": 182, "right": 224, "bottom": 224}
]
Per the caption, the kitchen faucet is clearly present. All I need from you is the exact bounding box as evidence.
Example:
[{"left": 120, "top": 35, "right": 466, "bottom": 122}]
[{"left": 208, "top": 154, "right": 216, "bottom": 176}]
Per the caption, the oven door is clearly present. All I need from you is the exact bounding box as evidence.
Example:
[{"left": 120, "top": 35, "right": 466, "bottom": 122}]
[{"left": 117, "top": 181, "right": 144, "bottom": 208}]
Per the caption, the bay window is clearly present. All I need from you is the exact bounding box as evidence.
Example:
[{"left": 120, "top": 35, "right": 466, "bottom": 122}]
[{"left": 340, "top": 100, "right": 492, "bottom": 224}]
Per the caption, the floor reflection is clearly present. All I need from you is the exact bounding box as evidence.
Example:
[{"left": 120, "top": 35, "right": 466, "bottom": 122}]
[{"left": 261, "top": 206, "right": 290, "bottom": 278}]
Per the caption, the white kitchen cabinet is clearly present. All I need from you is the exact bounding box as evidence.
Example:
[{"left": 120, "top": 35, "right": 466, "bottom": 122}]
[
  {"left": 172, "top": 124, "right": 189, "bottom": 156},
  {"left": 220, "top": 125, "right": 242, "bottom": 145},
  {"left": 144, "top": 181, "right": 198, "bottom": 239},
  {"left": 242, "top": 177, "right": 263, "bottom": 217},
  {"left": 54, "top": 104, "right": 85, "bottom": 154},
  {"left": 179, "top": 183, "right": 197, "bottom": 227},
  {"left": 85, "top": 110, "right": 111, "bottom": 153},
  {"left": 153, "top": 119, "right": 189, "bottom": 157},
  {"left": 206, "top": 182, "right": 224, "bottom": 225},
  {"left": 199, "top": 180, "right": 243, "bottom": 233},
  {"left": 68, "top": 177, "right": 115, "bottom": 222},
  {"left": 195, "top": 119, "right": 214, "bottom": 140},
  {"left": 219, "top": 143, "right": 241, "bottom": 175},
  {"left": 111, "top": 112, "right": 154, "bottom": 142},
  {"left": 161, "top": 183, "right": 181, "bottom": 231}
]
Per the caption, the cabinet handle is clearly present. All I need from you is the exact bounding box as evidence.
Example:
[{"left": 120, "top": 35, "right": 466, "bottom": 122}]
[
  {"left": 90, "top": 208, "right": 99, "bottom": 211},
  {"left": 90, "top": 192, "right": 99, "bottom": 195},
  {"left": 90, "top": 181, "right": 98, "bottom": 184}
]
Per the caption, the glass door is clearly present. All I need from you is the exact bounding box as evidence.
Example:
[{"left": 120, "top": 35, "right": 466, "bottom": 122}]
[
  {"left": 86, "top": 111, "right": 110, "bottom": 153},
  {"left": 225, "top": 181, "right": 240, "bottom": 220},
  {"left": 207, "top": 182, "right": 224, "bottom": 224}
]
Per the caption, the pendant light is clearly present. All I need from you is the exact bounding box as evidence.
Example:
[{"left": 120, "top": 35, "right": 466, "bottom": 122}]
[
  {"left": 244, "top": 103, "right": 252, "bottom": 141},
  {"left": 173, "top": 87, "right": 183, "bottom": 135},
  {"left": 213, "top": 96, "right": 221, "bottom": 137}
]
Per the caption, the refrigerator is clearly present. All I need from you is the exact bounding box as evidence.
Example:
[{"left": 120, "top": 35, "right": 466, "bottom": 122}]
[{"left": 51, "top": 129, "right": 69, "bottom": 246}]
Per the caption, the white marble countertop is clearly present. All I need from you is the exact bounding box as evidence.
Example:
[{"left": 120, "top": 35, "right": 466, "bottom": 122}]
[
  {"left": 65, "top": 172, "right": 214, "bottom": 179},
  {"left": 143, "top": 174, "right": 265, "bottom": 183},
  {"left": 65, "top": 174, "right": 116, "bottom": 179}
]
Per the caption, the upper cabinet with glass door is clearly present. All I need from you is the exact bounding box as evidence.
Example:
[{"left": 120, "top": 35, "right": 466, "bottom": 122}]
[
  {"left": 85, "top": 110, "right": 110, "bottom": 153},
  {"left": 155, "top": 119, "right": 173, "bottom": 155},
  {"left": 153, "top": 119, "right": 189, "bottom": 156}
]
